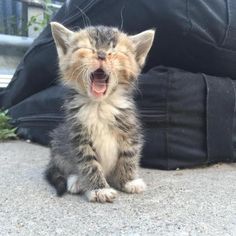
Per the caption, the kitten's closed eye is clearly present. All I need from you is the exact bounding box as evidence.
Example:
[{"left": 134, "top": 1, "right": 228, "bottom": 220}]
[
  {"left": 72, "top": 47, "right": 95, "bottom": 53},
  {"left": 113, "top": 50, "right": 130, "bottom": 57},
  {"left": 50, "top": 22, "right": 155, "bottom": 99}
]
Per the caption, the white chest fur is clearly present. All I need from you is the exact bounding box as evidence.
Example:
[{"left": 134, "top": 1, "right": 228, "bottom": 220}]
[{"left": 77, "top": 101, "right": 121, "bottom": 176}]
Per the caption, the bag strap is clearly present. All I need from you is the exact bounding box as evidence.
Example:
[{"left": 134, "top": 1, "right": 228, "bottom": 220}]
[
  {"left": 221, "top": 0, "right": 236, "bottom": 49},
  {"left": 204, "top": 74, "right": 235, "bottom": 162}
]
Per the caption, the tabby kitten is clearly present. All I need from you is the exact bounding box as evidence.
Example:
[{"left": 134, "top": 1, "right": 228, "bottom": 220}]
[{"left": 45, "top": 22, "right": 155, "bottom": 203}]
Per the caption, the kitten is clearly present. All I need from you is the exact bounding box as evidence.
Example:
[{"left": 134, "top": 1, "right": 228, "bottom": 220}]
[{"left": 45, "top": 22, "right": 155, "bottom": 203}]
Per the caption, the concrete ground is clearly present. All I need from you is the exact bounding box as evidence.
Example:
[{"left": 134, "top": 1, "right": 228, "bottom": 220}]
[{"left": 0, "top": 141, "right": 235, "bottom": 236}]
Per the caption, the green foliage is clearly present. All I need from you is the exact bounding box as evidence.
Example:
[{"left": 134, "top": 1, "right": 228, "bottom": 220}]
[
  {"left": 27, "top": 0, "right": 55, "bottom": 33},
  {"left": 0, "top": 111, "right": 17, "bottom": 140},
  {"left": 0, "top": 0, "right": 57, "bottom": 36}
]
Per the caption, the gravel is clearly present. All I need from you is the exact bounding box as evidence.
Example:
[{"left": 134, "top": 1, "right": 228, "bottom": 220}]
[{"left": 0, "top": 141, "right": 235, "bottom": 236}]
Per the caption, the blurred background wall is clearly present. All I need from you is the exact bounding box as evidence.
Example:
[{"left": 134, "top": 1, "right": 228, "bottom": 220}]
[
  {"left": 0, "top": 0, "right": 64, "bottom": 87},
  {"left": 0, "top": 0, "right": 64, "bottom": 37}
]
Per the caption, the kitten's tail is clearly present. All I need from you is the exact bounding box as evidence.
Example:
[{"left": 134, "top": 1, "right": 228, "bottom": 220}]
[{"left": 45, "top": 165, "right": 67, "bottom": 196}]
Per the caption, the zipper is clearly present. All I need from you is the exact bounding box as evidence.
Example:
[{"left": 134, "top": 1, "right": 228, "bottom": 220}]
[
  {"left": 139, "top": 109, "right": 166, "bottom": 123},
  {"left": 11, "top": 114, "right": 63, "bottom": 127},
  {"left": 11, "top": 108, "right": 166, "bottom": 128}
]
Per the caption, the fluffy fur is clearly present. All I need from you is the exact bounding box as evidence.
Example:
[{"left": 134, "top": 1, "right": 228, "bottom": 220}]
[{"left": 45, "top": 22, "right": 155, "bottom": 203}]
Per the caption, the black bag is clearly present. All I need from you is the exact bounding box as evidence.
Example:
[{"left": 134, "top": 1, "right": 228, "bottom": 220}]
[
  {"left": 7, "top": 66, "right": 236, "bottom": 169},
  {"left": 2, "top": 0, "right": 236, "bottom": 108},
  {"left": 137, "top": 67, "right": 236, "bottom": 169},
  {"left": 1, "top": 0, "right": 236, "bottom": 169}
]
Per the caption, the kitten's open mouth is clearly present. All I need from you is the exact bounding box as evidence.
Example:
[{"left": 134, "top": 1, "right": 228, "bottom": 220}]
[{"left": 90, "top": 69, "right": 109, "bottom": 97}]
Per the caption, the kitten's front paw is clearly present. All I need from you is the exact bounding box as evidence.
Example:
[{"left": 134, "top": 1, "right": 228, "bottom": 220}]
[
  {"left": 85, "top": 188, "right": 117, "bottom": 203},
  {"left": 123, "top": 178, "right": 146, "bottom": 194}
]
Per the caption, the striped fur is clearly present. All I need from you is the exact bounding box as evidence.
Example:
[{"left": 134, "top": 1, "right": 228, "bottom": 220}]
[{"left": 45, "top": 23, "right": 155, "bottom": 202}]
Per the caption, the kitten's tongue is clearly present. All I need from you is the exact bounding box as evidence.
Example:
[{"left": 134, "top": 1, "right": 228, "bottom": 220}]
[
  {"left": 91, "top": 79, "right": 107, "bottom": 97},
  {"left": 91, "top": 69, "right": 108, "bottom": 97}
]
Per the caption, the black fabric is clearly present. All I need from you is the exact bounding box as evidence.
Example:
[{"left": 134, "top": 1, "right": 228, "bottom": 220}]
[
  {"left": 9, "top": 85, "right": 66, "bottom": 145},
  {"left": 204, "top": 76, "right": 235, "bottom": 163},
  {"left": 137, "top": 67, "right": 236, "bottom": 169},
  {"left": 2, "top": 0, "right": 236, "bottom": 108},
  {"left": 1, "top": 0, "right": 236, "bottom": 169},
  {"left": 138, "top": 67, "right": 208, "bottom": 169},
  {"left": 7, "top": 66, "right": 236, "bottom": 169}
]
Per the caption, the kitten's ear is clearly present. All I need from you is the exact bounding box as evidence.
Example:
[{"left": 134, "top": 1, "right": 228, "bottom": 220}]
[
  {"left": 129, "top": 30, "right": 155, "bottom": 67},
  {"left": 50, "top": 22, "right": 73, "bottom": 57}
]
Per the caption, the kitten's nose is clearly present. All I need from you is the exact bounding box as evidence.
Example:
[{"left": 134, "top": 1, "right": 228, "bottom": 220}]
[{"left": 97, "top": 51, "right": 106, "bottom": 60}]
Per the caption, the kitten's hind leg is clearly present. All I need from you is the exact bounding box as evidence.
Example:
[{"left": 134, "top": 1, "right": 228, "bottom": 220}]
[
  {"left": 67, "top": 175, "right": 81, "bottom": 194},
  {"left": 45, "top": 164, "right": 67, "bottom": 196}
]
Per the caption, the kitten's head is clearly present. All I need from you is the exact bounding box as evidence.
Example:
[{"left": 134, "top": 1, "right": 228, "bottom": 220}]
[{"left": 51, "top": 22, "right": 155, "bottom": 100}]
